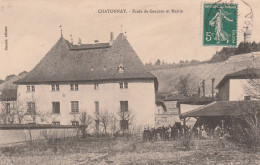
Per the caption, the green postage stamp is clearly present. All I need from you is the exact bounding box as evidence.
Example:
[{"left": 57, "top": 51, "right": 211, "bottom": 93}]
[{"left": 203, "top": 3, "right": 237, "bottom": 46}]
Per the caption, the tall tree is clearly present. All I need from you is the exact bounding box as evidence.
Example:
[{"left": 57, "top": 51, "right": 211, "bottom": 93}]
[{"left": 176, "top": 75, "right": 190, "bottom": 96}]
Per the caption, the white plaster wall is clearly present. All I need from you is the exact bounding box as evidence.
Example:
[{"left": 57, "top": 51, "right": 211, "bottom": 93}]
[
  {"left": 155, "top": 114, "right": 180, "bottom": 128},
  {"left": 164, "top": 101, "right": 178, "bottom": 114},
  {"left": 229, "top": 79, "right": 259, "bottom": 101},
  {"left": 17, "top": 80, "right": 156, "bottom": 128}
]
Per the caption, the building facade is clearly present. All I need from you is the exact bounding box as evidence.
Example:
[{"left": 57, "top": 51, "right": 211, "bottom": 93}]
[
  {"left": 216, "top": 68, "right": 260, "bottom": 101},
  {"left": 155, "top": 94, "right": 186, "bottom": 127},
  {"left": 15, "top": 33, "right": 158, "bottom": 131}
]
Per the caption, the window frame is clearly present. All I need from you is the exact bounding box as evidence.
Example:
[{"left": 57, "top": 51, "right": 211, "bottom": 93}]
[
  {"left": 119, "top": 82, "right": 128, "bottom": 89},
  {"left": 71, "top": 121, "right": 79, "bottom": 126},
  {"left": 27, "top": 102, "right": 36, "bottom": 115},
  {"left": 71, "top": 101, "right": 79, "bottom": 113},
  {"left": 124, "top": 82, "right": 128, "bottom": 89},
  {"left": 70, "top": 84, "right": 74, "bottom": 91},
  {"left": 70, "top": 84, "right": 79, "bottom": 91},
  {"left": 31, "top": 85, "right": 35, "bottom": 92},
  {"left": 94, "top": 83, "right": 99, "bottom": 90},
  {"left": 52, "top": 102, "right": 60, "bottom": 114},
  {"left": 120, "top": 101, "right": 128, "bottom": 112},
  {"left": 51, "top": 85, "right": 55, "bottom": 91},
  {"left": 120, "top": 119, "right": 129, "bottom": 130},
  {"left": 52, "top": 121, "right": 60, "bottom": 125},
  {"left": 119, "top": 82, "right": 123, "bottom": 89},
  {"left": 6, "top": 103, "right": 10, "bottom": 114},
  {"left": 244, "top": 95, "right": 251, "bottom": 100},
  {"left": 56, "top": 85, "right": 59, "bottom": 91},
  {"left": 27, "top": 86, "right": 30, "bottom": 92},
  {"left": 95, "top": 101, "right": 99, "bottom": 115},
  {"left": 75, "top": 84, "right": 78, "bottom": 91}
]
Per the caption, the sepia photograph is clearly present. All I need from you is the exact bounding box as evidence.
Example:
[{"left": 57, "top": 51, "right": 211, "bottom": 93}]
[{"left": 0, "top": 0, "right": 259, "bottom": 164}]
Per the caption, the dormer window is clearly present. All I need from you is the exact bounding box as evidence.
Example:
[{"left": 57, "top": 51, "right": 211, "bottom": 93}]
[{"left": 118, "top": 64, "right": 124, "bottom": 73}]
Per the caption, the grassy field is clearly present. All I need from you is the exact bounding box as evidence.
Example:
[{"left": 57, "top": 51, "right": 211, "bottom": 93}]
[{"left": 0, "top": 136, "right": 259, "bottom": 165}]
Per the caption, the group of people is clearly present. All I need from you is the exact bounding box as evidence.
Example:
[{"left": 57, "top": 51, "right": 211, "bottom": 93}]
[
  {"left": 194, "top": 124, "right": 230, "bottom": 139},
  {"left": 143, "top": 124, "right": 189, "bottom": 142},
  {"left": 143, "top": 124, "right": 231, "bottom": 142}
]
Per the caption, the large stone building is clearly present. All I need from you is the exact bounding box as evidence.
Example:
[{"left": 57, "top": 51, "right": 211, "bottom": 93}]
[{"left": 15, "top": 33, "right": 158, "bottom": 130}]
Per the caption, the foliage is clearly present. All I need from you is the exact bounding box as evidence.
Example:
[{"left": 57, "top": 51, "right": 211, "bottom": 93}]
[
  {"left": 210, "top": 41, "right": 260, "bottom": 63},
  {"left": 79, "top": 112, "right": 93, "bottom": 138},
  {"left": 117, "top": 108, "right": 135, "bottom": 135},
  {"left": 155, "top": 59, "right": 161, "bottom": 65},
  {"left": 234, "top": 101, "right": 260, "bottom": 148},
  {"left": 176, "top": 75, "right": 190, "bottom": 96},
  {"left": 95, "top": 110, "right": 111, "bottom": 134}
]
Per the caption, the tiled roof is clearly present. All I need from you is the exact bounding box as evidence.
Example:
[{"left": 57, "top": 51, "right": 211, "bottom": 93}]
[
  {"left": 216, "top": 68, "right": 260, "bottom": 89},
  {"left": 15, "top": 33, "right": 156, "bottom": 84},
  {"left": 180, "top": 100, "right": 260, "bottom": 118},
  {"left": 0, "top": 75, "right": 27, "bottom": 101},
  {"left": 178, "top": 95, "right": 214, "bottom": 105},
  {"left": 0, "top": 89, "right": 17, "bottom": 101},
  {"left": 0, "top": 74, "right": 27, "bottom": 91},
  {"left": 164, "top": 94, "right": 187, "bottom": 101}
]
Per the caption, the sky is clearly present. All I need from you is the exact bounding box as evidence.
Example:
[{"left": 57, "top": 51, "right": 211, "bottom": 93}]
[{"left": 0, "top": 0, "right": 259, "bottom": 80}]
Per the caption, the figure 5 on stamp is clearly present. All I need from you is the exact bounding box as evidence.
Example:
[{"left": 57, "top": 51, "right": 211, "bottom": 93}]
[{"left": 203, "top": 3, "right": 237, "bottom": 47}]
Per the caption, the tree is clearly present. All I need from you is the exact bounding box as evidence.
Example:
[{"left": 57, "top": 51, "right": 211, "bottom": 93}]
[
  {"left": 176, "top": 75, "right": 190, "bottom": 96},
  {"left": 235, "top": 101, "right": 260, "bottom": 147},
  {"left": 95, "top": 110, "right": 111, "bottom": 134},
  {"left": 79, "top": 112, "right": 93, "bottom": 138},
  {"left": 117, "top": 108, "right": 135, "bottom": 135},
  {"left": 234, "top": 70, "right": 260, "bottom": 147},
  {"left": 0, "top": 79, "right": 4, "bottom": 84},
  {"left": 5, "top": 74, "right": 16, "bottom": 81},
  {"left": 109, "top": 112, "right": 118, "bottom": 135},
  {"left": 0, "top": 93, "right": 27, "bottom": 124},
  {"left": 155, "top": 59, "right": 161, "bottom": 65}
]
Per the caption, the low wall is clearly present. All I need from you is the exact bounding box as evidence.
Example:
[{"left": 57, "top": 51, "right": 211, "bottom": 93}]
[{"left": 0, "top": 125, "right": 79, "bottom": 145}]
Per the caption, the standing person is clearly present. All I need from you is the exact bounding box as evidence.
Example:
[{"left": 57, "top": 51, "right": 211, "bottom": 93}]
[
  {"left": 168, "top": 125, "right": 172, "bottom": 140},
  {"left": 143, "top": 128, "right": 147, "bottom": 142},
  {"left": 161, "top": 125, "right": 164, "bottom": 140},
  {"left": 214, "top": 125, "right": 221, "bottom": 137},
  {"left": 198, "top": 127, "right": 202, "bottom": 140}
]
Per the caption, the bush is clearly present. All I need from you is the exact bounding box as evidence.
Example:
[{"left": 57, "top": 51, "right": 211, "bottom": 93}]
[{"left": 178, "top": 133, "right": 194, "bottom": 151}]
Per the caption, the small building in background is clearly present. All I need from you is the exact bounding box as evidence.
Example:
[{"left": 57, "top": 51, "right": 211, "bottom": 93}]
[
  {"left": 0, "top": 73, "right": 27, "bottom": 124},
  {"left": 216, "top": 68, "right": 260, "bottom": 101},
  {"left": 180, "top": 67, "right": 260, "bottom": 131},
  {"left": 155, "top": 94, "right": 186, "bottom": 128}
]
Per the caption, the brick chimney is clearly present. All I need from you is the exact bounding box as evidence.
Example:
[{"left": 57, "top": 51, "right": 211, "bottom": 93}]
[
  {"left": 211, "top": 78, "right": 215, "bottom": 97},
  {"left": 109, "top": 32, "right": 114, "bottom": 46},
  {"left": 197, "top": 84, "right": 201, "bottom": 97},
  {"left": 202, "top": 79, "right": 205, "bottom": 97}
]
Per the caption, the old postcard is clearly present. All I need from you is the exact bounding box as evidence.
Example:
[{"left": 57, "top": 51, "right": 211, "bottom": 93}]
[{"left": 0, "top": 0, "right": 260, "bottom": 164}]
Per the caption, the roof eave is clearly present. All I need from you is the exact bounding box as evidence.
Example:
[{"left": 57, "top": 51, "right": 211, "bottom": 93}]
[{"left": 14, "top": 77, "right": 157, "bottom": 85}]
